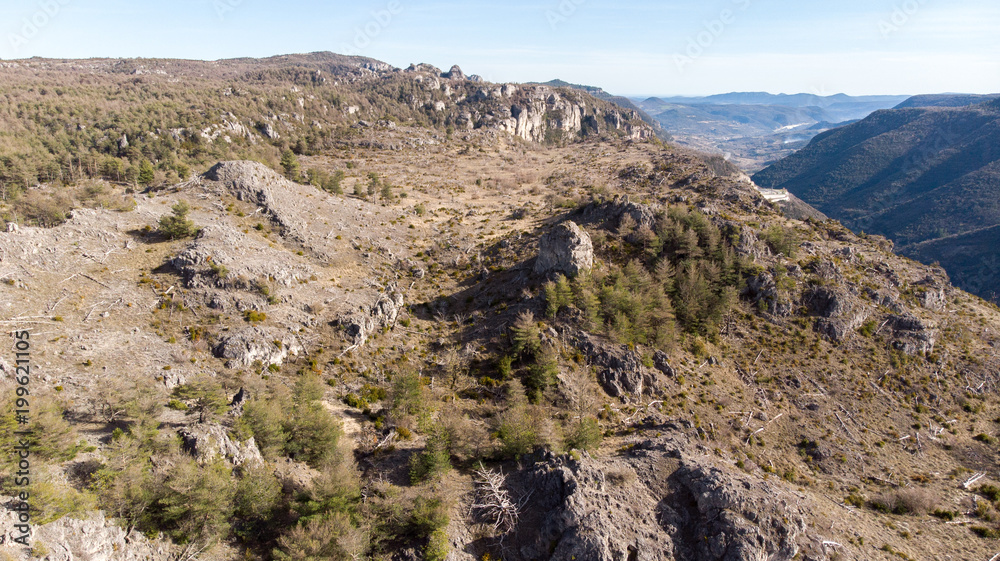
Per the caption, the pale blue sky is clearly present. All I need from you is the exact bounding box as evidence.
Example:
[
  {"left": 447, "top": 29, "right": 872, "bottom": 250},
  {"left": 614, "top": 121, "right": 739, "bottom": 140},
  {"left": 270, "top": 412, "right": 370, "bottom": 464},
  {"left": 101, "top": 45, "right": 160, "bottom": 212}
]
[{"left": 1, "top": 0, "right": 997, "bottom": 96}]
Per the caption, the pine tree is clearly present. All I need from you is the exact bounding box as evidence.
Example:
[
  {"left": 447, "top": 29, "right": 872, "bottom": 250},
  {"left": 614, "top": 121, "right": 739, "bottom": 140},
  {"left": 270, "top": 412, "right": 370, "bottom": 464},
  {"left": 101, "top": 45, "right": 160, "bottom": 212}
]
[
  {"left": 158, "top": 200, "right": 197, "bottom": 239},
  {"left": 137, "top": 159, "right": 155, "bottom": 186},
  {"left": 280, "top": 149, "right": 300, "bottom": 180}
]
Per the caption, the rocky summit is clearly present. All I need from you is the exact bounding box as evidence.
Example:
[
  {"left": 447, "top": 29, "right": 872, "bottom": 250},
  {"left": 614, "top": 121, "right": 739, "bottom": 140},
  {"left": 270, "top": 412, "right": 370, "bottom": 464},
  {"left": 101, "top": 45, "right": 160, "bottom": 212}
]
[{"left": 0, "top": 53, "right": 999, "bottom": 561}]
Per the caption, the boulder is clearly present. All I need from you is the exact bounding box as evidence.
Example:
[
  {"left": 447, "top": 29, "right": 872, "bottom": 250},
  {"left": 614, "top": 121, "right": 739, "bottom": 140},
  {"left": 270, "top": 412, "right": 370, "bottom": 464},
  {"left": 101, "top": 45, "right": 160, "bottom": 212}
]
[
  {"left": 889, "top": 313, "right": 938, "bottom": 355},
  {"left": 745, "top": 272, "right": 792, "bottom": 316},
  {"left": 805, "top": 286, "right": 868, "bottom": 341},
  {"left": 258, "top": 121, "right": 279, "bottom": 139},
  {"left": 535, "top": 221, "right": 593, "bottom": 277},
  {"left": 652, "top": 350, "right": 675, "bottom": 378},
  {"left": 442, "top": 64, "right": 465, "bottom": 80},
  {"left": 513, "top": 436, "right": 808, "bottom": 561},
  {"left": 213, "top": 326, "right": 302, "bottom": 369},
  {"left": 177, "top": 423, "right": 263, "bottom": 466},
  {"left": 662, "top": 458, "right": 806, "bottom": 560},
  {"left": 518, "top": 457, "right": 673, "bottom": 561},
  {"left": 916, "top": 284, "right": 948, "bottom": 311},
  {"left": 576, "top": 332, "right": 656, "bottom": 399},
  {"left": 172, "top": 224, "right": 316, "bottom": 289},
  {"left": 581, "top": 196, "right": 657, "bottom": 233},
  {"left": 339, "top": 284, "right": 405, "bottom": 349}
]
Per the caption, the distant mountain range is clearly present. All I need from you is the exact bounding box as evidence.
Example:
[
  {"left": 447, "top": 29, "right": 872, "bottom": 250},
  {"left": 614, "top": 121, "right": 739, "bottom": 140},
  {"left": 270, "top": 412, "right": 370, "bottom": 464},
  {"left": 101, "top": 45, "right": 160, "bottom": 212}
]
[
  {"left": 753, "top": 94, "right": 1000, "bottom": 300},
  {"left": 894, "top": 93, "right": 1000, "bottom": 109},
  {"left": 633, "top": 93, "right": 910, "bottom": 171}
]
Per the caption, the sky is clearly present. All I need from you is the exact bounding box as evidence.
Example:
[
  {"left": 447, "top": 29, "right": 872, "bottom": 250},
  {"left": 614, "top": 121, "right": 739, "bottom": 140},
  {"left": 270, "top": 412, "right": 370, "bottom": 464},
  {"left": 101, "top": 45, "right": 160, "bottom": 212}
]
[{"left": 1, "top": 0, "right": 998, "bottom": 97}]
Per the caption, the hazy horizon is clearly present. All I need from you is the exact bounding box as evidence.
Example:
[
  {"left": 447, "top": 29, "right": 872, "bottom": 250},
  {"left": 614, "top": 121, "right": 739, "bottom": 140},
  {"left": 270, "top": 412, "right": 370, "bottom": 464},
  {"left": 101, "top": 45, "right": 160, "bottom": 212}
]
[{"left": 2, "top": 0, "right": 998, "bottom": 97}]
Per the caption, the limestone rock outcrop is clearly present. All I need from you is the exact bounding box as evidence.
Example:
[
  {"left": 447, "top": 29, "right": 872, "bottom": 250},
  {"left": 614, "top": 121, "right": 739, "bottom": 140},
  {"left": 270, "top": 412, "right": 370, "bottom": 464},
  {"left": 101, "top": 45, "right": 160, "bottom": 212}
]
[
  {"left": 511, "top": 435, "right": 808, "bottom": 561},
  {"left": 0, "top": 511, "right": 172, "bottom": 561},
  {"left": 575, "top": 332, "right": 660, "bottom": 399},
  {"left": 213, "top": 326, "right": 302, "bottom": 368},
  {"left": 339, "top": 284, "right": 405, "bottom": 349},
  {"left": 177, "top": 423, "right": 264, "bottom": 466},
  {"left": 805, "top": 285, "right": 868, "bottom": 341},
  {"left": 535, "top": 221, "right": 593, "bottom": 277}
]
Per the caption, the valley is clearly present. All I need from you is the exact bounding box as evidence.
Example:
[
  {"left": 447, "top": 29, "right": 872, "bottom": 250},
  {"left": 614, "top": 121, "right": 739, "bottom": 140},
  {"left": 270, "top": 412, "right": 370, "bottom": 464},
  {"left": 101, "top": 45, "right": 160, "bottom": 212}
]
[
  {"left": 634, "top": 92, "right": 910, "bottom": 171},
  {"left": 754, "top": 94, "right": 1000, "bottom": 302}
]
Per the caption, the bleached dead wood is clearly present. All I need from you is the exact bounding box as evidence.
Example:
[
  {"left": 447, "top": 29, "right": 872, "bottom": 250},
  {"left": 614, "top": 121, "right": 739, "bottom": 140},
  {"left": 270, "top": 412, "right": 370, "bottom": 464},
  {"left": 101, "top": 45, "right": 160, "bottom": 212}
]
[
  {"left": 623, "top": 400, "right": 664, "bottom": 424},
  {"left": 47, "top": 292, "right": 69, "bottom": 312},
  {"left": 963, "top": 472, "right": 986, "bottom": 489},
  {"left": 373, "top": 430, "right": 397, "bottom": 452},
  {"left": 835, "top": 412, "right": 860, "bottom": 443},
  {"left": 470, "top": 464, "right": 521, "bottom": 537},
  {"left": 745, "top": 413, "right": 782, "bottom": 444}
]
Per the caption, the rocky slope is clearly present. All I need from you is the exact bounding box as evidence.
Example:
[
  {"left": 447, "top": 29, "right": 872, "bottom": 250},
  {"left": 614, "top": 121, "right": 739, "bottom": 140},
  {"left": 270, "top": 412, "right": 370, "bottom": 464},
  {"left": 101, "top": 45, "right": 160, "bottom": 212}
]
[
  {"left": 0, "top": 99, "right": 999, "bottom": 561},
  {"left": 0, "top": 53, "right": 653, "bottom": 201}
]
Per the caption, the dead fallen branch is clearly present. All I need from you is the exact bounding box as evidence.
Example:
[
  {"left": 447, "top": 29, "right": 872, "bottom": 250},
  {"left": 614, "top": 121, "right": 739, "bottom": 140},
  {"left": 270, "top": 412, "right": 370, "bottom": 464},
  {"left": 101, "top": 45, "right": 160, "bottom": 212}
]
[
  {"left": 470, "top": 464, "right": 521, "bottom": 538},
  {"left": 963, "top": 472, "right": 986, "bottom": 489}
]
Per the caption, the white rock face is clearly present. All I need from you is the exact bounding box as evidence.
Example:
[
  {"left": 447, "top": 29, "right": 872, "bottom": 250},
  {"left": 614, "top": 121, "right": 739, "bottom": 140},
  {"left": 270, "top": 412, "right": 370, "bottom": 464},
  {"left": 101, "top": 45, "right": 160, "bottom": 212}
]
[
  {"left": 213, "top": 326, "right": 303, "bottom": 368},
  {"left": 340, "top": 284, "right": 405, "bottom": 349},
  {"left": 0, "top": 510, "right": 172, "bottom": 561},
  {"left": 178, "top": 422, "right": 264, "bottom": 466},
  {"left": 535, "top": 221, "right": 593, "bottom": 277}
]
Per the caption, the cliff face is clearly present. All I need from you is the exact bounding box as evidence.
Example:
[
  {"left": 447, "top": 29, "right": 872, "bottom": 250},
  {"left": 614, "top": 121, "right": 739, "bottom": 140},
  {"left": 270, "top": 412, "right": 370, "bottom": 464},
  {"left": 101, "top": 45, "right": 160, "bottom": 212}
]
[
  {"left": 485, "top": 86, "right": 652, "bottom": 142},
  {"left": 398, "top": 66, "right": 656, "bottom": 143}
]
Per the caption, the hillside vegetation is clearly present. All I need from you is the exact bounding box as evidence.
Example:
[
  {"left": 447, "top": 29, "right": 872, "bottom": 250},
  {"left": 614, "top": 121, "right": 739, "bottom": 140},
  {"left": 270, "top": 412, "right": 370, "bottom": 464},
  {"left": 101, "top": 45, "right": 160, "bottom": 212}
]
[
  {"left": 754, "top": 96, "right": 1000, "bottom": 300},
  {"left": 0, "top": 57, "right": 999, "bottom": 561},
  {"left": 0, "top": 53, "right": 649, "bottom": 228}
]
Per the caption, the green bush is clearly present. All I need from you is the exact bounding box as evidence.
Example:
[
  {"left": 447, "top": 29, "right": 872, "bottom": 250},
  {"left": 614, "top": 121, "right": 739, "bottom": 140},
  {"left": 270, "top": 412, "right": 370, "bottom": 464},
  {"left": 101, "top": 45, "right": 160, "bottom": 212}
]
[
  {"left": 237, "top": 392, "right": 290, "bottom": 459},
  {"left": 29, "top": 468, "right": 97, "bottom": 524},
  {"left": 409, "top": 428, "right": 452, "bottom": 484},
  {"left": 233, "top": 462, "right": 283, "bottom": 541},
  {"left": 0, "top": 397, "right": 83, "bottom": 463},
  {"left": 137, "top": 159, "right": 156, "bottom": 186},
  {"left": 495, "top": 383, "right": 542, "bottom": 458},
  {"left": 158, "top": 200, "right": 197, "bottom": 239},
  {"left": 979, "top": 485, "right": 1000, "bottom": 502},
  {"left": 565, "top": 417, "right": 602, "bottom": 452},
  {"left": 281, "top": 150, "right": 301, "bottom": 180},
  {"left": 152, "top": 458, "right": 236, "bottom": 543},
  {"left": 425, "top": 528, "right": 450, "bottom": 561},
  {"left": 971, "top": 526, "right": 1000, "bottom": 539},
  {"left": 285, "top": 375, "right": 343, "bottom": 467},
  {"left": 931, "top": 509, "right": 957, "bottom": 521},
  {"left": 760, "top": 224, "right": 799, "bottom": 257},
  {"left": 510, "top": 311, "right": 542, "bottom": 357},
  {"left": 389, "top": 370, "right": 430, "bottom": 429},
  {"left": 525, "top": 346, "right": 558, "bottom": 402},
  {"left": 408, "top": 496, "right": 449, "bottom": 536},
  {"left": 171, "top": 377, "right": 228, "bottom": 423},
  {"left": 166, "top": 399, "right": 188, "bottom": 411},
  {"left": 274, "top": 512, "right": 366, "bottom": 561},
  {"left": 244, "top": 310, "right": 267, "bottom": 323},
  {"left": 544, "top": 274, "right": 573, "bottom": 317}
]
